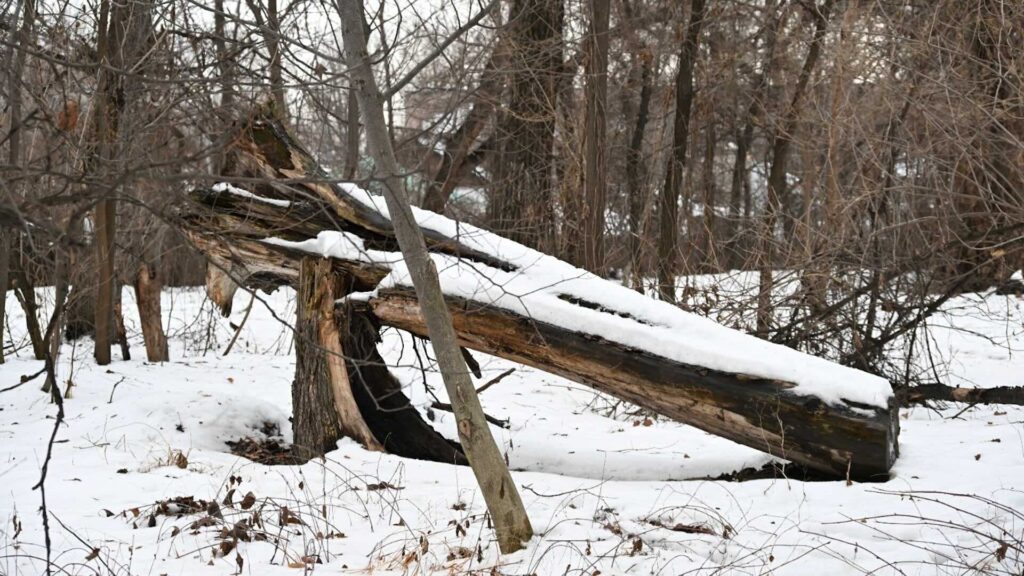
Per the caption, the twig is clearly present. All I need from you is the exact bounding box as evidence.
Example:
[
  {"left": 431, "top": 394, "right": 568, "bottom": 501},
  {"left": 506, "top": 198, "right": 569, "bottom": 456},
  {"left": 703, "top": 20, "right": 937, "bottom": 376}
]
[
  {"left": 222, "top": 292, "right": 256, "bottom": 356},
  {"left": 0, "top": 366, "right": 46, "bottom": 394},
  {"left": 476, "top": 368, "right": 515, "bottom": 395},
  {"left": 108, "top": 377, "right": 125, "bottom": 403},
  {"left": 431, "top": 400, "right": 509, "bottom": 428}
]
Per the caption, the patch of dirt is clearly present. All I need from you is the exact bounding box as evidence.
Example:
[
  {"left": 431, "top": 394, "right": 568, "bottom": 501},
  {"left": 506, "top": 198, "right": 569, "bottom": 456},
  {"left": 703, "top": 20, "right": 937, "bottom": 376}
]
[{"left": 226, "top": 436, "right": 301, "bottom": 465}]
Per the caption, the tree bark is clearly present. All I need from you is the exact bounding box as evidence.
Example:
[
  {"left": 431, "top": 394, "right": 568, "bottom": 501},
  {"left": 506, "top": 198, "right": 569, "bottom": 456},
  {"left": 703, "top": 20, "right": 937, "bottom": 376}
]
[
  {"left": 699, "top": 119, "right": 718, "bottom": 271},
  {"left": 134, "top": 263, "right": 169, "bottom": 362},
  {"left": 293, "top": 257, "right": 381, "bottom": 456},
  {"left": 336, "top": 0, "right": 533, "bottom": 552},
  {"left": 621, "top": 0, "right": 652, "bottom": 291},
  {"left": 113, "top": 283, "right": 130, "bottom": 361},
  {"left": 93, "top": 199, "right": 115, "bottom": 364},
  {"left": 3, "top": 0, "right": 36, "bottom": 363},
  {"left": 488, "top": 0, "right": 562, "bottom": 252},
  {"left": 657, "top": 0, "right": 707, "bottom": 302},
  {"left": 579, "top": 0, "right": 610, "bottom": 273},
  {"left": 370, "top": 288, "right": 897, "bottom": 481},
  {"left": 344, "top": 87, "right": 360, "bottom": 180}
]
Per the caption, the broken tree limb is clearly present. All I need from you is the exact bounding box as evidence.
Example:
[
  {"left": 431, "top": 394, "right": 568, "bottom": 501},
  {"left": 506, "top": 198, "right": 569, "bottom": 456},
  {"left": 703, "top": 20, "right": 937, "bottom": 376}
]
[
  {"left": 179, "top": 109, "right": 898, "bottom": 481},
  {"left": 368, "top": 288, "right": 897, "bottom": 480},
  {"left": 295, "top": 257, "right": 382, "bottom": 453}
]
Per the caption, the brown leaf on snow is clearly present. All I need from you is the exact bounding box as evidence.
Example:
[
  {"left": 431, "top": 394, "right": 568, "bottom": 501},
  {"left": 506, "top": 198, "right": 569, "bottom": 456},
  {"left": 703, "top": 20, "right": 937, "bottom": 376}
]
[{"left": 240, "top": 492, "right": 256, "bottom": 510}]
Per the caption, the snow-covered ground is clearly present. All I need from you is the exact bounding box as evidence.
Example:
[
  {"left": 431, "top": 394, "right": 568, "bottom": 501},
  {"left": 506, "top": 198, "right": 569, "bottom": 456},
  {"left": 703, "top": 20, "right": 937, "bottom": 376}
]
[{"left": 1, "top": 286, "right": 1023, "bottom": 575}]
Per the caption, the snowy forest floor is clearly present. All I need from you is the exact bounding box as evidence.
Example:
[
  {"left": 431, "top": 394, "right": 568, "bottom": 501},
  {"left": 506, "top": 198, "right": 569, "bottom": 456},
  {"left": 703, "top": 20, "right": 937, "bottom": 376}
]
[{"left": 2, "top": 284, "right": 1023, "bottom": 575}]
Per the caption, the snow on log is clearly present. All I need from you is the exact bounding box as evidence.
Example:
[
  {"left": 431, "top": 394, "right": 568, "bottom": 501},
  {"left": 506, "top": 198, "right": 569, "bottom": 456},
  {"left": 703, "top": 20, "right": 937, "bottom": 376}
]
[{"left": 180, "top": 111, "right": 898, "bottom": 480}]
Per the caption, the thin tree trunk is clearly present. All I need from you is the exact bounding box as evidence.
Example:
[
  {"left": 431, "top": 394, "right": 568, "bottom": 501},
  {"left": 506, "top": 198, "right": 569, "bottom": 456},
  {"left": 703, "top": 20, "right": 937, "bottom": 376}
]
[
  {"left": 700, "top": 119, "right": 718, "bottom": 271},
  {"left": 726, "top": 0, "right": 781, "bottom": 270},
  {"left": 244, "top": 0, "right": 287, "bottom": 119},
  {"left": 113, "top": 283, "right": 130, "bottom": 360},
  {"left": 657, "top": 0, "right": 707, "bottom": 302},
  {"left": 579, "top": 0, "right": 610, "bottom": 272},
  {"left": 91, "top": 0, "right": 115, "bottom": 363},
  {"left": 626, "top": 56, "right": 653, "bottom": 292},
  {"left": 336, "top": 0, "right": 533, "bottom": 552},
  {"left": 134, "top": 263, "right": 169, "bottom": 362},
  {"left": 3, "top": 0, "right": 36, "bottom": 363},
  {"left": 213, "top": 0, "right": 235, "bottom": 173},
  {"left": 11, "top": 254, "right": 45, "bottom": 359},
  {"left": 344, "top": 87, "right": 360, "bottom": 179},
  {"left": 756, "top": 0, "right": 835, "bottom": 335},
  {"left": 0, "top": 235, "right": 8, "bottom": 363},
  {"left": 93, "top": 199, "right": 115, "bottom": 364}
]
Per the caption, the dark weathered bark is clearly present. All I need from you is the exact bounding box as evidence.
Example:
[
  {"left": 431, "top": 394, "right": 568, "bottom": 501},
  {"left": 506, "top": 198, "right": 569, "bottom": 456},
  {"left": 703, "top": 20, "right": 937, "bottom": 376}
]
[
  {"left": 657, "top": 0, "right": 708, "bottom": 302},
  {"left": 134, "top": 263, "right": 169, "bottom": 362},
  {"left": 337, "top": 0, "right": 533, "bottom": 552},
  {"left": 756, "top": 0, "right": 835, "bottom": 334},
  {"left": 180, "top": 109, "right": 899, "bottom": 482},
  {"left": 579, "top": 0, "right": 610, "bottom": 273},
  {"left": 90, "top": 0, "right": 115, "bottom": 364},
  {"left": 344, "top": 88, "right": 360, "bottom": 180},
  {"left": 621, "top": 0, "right": 653, "bottom": 291},
  {"left": 625, "top": 57, "right": 652, "bottom": 292},
  {"left": 371, "top": 288, "right": 898, "bottom": 481}
]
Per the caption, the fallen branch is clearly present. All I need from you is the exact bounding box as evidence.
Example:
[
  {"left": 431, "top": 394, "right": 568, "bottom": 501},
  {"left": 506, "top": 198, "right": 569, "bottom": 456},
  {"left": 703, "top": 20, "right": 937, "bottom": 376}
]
[
  {"left": 901, "top": 384, "right": 1024, "bottom": 406},
  {"left": 431, "top": 400, "right": 510, "bottom": 428}
]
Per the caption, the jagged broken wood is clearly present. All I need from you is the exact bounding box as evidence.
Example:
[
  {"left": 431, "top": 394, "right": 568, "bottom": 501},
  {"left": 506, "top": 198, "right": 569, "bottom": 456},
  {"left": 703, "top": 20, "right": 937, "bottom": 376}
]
[{"left": 180, "top": 111, "right": 899, "bottom": 481}]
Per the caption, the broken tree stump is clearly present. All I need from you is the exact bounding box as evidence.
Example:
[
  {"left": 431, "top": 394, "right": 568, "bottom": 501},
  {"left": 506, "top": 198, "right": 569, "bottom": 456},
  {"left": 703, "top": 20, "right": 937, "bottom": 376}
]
[{"left": 180, "top": 109, "right": 898, "bottom": 480}]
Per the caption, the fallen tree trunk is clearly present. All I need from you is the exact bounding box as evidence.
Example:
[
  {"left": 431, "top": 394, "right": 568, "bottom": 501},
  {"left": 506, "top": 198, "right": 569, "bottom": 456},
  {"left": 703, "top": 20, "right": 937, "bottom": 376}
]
[{"left": 180, "top": 110, "right": 898, "bottom": 481}]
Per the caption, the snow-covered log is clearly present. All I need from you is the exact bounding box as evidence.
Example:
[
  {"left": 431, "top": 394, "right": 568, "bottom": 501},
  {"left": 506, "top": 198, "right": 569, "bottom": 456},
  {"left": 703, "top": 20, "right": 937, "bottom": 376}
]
[{"left": 180, "top": 111, "right": 898, "bottom": 480}]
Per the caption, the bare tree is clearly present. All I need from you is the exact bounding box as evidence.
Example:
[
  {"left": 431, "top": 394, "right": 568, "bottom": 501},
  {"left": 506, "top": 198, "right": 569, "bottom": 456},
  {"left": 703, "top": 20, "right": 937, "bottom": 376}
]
[
  {"left": 656, "top": 0, "right": 707, "bottom": 302},
  {"left": 335, "top": 0, "right": 533, "bottom": 553}
]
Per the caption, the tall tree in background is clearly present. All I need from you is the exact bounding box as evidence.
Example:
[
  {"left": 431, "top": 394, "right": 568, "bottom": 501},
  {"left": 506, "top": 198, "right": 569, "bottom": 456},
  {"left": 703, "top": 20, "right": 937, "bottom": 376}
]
[
  {"left": 755, "top": 0, "right": 834, "bottom": 335},
  {"left": 656, "top": 0, "right": 707, "bottom": 302},
  {"left": 2, "top": 0, "right": 36, "bottom": 363},
  {"left": 579, "top": 0, "right": 610, "bottom": 272},
  {"left": 489, "top": 0, "right": 562, "bottom": 251}
]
